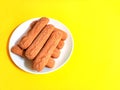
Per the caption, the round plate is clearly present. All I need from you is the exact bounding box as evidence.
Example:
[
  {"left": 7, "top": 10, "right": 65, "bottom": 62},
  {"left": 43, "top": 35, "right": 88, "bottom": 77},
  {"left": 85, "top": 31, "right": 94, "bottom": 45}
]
[{"left": 8, "top": 17, "right": 74, "bottom": 74}]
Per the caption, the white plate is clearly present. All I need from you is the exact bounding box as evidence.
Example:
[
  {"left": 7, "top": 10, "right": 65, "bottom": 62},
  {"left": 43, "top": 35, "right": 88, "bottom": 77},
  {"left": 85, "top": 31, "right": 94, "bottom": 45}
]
[{"left": 9, "top": 17, "right": 74, "bottom": 74}]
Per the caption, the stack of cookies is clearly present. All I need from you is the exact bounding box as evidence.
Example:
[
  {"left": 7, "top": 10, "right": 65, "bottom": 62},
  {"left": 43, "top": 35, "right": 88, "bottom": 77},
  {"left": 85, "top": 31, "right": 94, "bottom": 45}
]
[{"left": 11, "top": 17, "right": 67, "bottom": 71}]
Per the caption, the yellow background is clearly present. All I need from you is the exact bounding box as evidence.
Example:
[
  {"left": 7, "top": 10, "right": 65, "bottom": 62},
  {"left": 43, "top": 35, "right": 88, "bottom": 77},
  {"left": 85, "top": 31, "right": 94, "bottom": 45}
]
[{"left": 0, "top": 0, "right": 120, "bottom": 90}]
